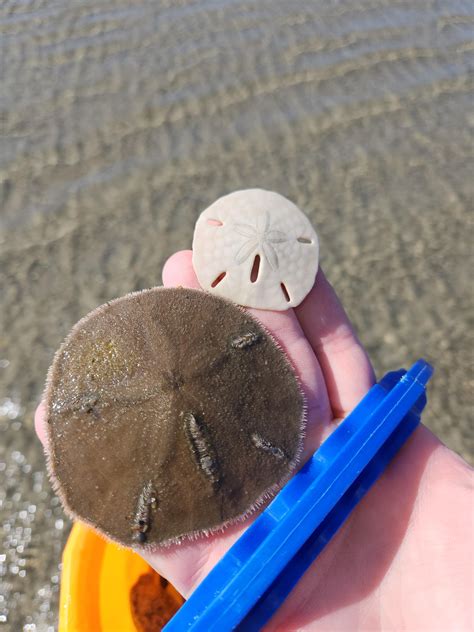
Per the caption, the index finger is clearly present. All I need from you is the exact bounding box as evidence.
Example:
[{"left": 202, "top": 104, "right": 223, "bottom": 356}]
[{"left": 295, "top": 269, "right": 375, "bottom": 418}]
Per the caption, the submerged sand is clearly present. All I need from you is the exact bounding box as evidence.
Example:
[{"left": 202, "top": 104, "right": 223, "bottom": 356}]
[{"left": 1, "top": 0, "right": 473, "bottom": 628}]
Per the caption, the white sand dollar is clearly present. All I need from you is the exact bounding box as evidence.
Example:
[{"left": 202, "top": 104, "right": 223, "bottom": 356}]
[{"left": 192, "top": 189, "right": 319, "bottom": 310}]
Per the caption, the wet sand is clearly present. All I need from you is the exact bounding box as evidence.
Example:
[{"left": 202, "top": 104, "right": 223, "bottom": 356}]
[{"left": 1, "top": 0, "right": 473, "bottom": 628}]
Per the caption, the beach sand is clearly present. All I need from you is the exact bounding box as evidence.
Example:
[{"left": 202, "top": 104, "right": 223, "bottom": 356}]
[{"left": 1, "top": 0, "right": 472, "bottom": 628}]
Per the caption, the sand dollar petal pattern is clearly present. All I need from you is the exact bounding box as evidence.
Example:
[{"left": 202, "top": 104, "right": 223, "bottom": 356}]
[
  {"left": 45, "top": 288, "right": 304, "bottom": 548},
  {"left": 192, "top": 189, "right": 319, "bottom": 310}
]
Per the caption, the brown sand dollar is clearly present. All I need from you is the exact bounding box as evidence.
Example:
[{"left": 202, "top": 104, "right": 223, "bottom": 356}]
[{"left": 45, "top": 288, "right": 304, "bottom": 547}]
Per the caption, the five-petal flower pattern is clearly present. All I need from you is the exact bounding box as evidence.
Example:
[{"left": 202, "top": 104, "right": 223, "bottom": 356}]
[{"left": 232, "top": 211, "right": 288, "bottom": 271}]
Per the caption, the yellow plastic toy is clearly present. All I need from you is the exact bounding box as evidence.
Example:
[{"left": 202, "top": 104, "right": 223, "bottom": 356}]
[{"left": 59, "top": 522, "right": 183, "bottom": 631}]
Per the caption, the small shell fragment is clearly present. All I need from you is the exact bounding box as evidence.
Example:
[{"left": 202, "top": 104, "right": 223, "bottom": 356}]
[{"left": 192, "top": 189, "right": 319, "bottom": 310}]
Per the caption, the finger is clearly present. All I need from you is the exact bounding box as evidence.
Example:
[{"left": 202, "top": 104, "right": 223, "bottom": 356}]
[
  {"left": 295, "top": 268, "right": 375, "bottom": 418},
  {"left": 34, "top": 401, "right": 48, "bottom": 448},
  {"left": 162, "top": 250, "right": 332, "bottom": 442},
  {"left": 162, "top": 250, "right": 201, "bottom": 289}
]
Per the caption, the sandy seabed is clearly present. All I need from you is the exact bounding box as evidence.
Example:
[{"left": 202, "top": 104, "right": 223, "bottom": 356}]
[{"left": 1, "top": 0, "right": 473, "bottom": 629}]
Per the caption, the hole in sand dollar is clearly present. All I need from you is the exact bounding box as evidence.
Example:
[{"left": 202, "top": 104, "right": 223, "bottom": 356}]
[
  {"left": 211, "top": 272, "right": 226, "bottom": 287},
  {"left": 250, "top": 254, "right": 260, "bottom": 283},
  {"left": 207, "top": 219, "right": 223, "bottom": 227},
  {"left": 297, "top": 237, "right": 312, "bottom": 244},
  {"left": 280, "top": 283, "right": 291, "bottom": 303}
]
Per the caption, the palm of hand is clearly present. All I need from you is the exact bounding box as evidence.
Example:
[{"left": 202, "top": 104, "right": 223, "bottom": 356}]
[{"left": 35, "top": 251, "right": 472, "bottom": 631}]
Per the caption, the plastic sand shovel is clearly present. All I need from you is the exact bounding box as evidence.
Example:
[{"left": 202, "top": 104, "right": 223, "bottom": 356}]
[{"left": 164, "top": 359, "right": 433, "bottom": 631}]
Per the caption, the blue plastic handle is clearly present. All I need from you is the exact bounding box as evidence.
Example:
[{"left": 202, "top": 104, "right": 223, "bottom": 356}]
[{"left": 164, "top": 359, "right": 433, "bottom": 631}]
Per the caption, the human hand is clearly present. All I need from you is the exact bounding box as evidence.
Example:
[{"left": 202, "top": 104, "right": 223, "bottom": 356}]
[{"left": 35, "top": 250, "right": 473, "bottom": 630}]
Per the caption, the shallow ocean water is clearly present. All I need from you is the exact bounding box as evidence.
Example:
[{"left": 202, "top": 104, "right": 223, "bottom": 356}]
[{"left": 1, "top": 0, "right": 473, "bottom": 629}]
